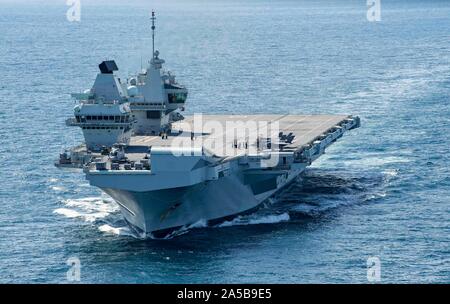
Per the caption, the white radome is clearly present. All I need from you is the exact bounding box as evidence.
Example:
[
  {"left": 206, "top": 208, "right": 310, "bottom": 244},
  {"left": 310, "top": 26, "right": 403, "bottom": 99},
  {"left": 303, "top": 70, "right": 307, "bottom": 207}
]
[{"left": 127, "top": 85, "right": 138, "bottom": 97}]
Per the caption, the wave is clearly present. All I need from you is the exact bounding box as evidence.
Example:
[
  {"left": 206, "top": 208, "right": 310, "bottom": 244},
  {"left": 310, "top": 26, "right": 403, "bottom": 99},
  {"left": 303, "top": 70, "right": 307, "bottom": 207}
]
[
  {"left": 98, "top": 224, "right": 138, "bottom": 238},
  {"left": 53, "top": 207, "right": 109, "bottom": 223},
  {"left": 217, "top": 213, "right": 290, "bottom": 228},
  {"left": 53, "top": 208, "right": 96, "bottom": 222},
  {"left": 342, "top": 156, "right": 411, "bottom": 167},
  {"left": 55, "top": 166, "right": 394, "bottom": 239},
  {"left": 51, "top": 186, "right": 66, "bottom": 192},
  {"left": 63, "top": 196, "right": 118, "bottom": 213},
  {"left": 54, "top": 195, "right": 146, "bottom": 238},
  {"left": 273, "top": 168, "right": 394, "bottom": 219},
  {"left": 339, "top": 66, "right": 448, "bottom": 103},
  {"left": 157, "top": 219, "right": 209, "bottom": 239},
  {"left": 53, "top": 196, "right": 120, "bottom": 223}
]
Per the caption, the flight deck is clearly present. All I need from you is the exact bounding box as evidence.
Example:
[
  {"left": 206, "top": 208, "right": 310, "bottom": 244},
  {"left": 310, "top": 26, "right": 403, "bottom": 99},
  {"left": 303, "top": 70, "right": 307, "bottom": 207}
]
[
  {"left": 58, "top": 114, "right": 359, "bottom": 171},
  {"left": 130, "top": 114, "right": 356, "bottom": 157}
]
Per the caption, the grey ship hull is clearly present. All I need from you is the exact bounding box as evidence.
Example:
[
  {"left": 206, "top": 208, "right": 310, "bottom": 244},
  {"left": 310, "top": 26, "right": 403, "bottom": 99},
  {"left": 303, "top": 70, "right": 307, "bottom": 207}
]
[
  {"left": 82, "top": 114, "right": 360, "bottom": 237},
  {"left": 100, "top": 167, "right": 304, "bottom": 237}
]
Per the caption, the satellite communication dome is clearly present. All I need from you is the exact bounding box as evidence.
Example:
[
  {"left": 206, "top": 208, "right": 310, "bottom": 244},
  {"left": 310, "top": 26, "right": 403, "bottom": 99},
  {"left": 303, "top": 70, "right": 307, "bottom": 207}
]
[{"left": 127, "top": 85, "right": 138, "bottom": 97}]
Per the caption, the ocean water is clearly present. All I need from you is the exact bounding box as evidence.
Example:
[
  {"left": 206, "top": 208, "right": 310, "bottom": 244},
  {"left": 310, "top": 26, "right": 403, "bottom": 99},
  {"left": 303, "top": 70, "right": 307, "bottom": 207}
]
[{"left": 0, "top": 0, "right": 449, "bottom": 283}]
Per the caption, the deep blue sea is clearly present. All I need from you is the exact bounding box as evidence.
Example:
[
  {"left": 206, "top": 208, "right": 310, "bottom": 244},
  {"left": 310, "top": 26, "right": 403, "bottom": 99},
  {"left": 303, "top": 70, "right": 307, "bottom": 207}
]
[{"left": 0, "top": 0, "right": 449, "bottom": 283}]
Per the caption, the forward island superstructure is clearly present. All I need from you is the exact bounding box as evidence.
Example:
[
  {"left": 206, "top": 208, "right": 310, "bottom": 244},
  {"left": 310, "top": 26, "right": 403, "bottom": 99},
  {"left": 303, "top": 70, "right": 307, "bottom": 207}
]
[
  {"left": 66, "top": 60, "right": 134, "bottom": 151},
  {"left": 56, "top": 12, "right": 360, "bottom": 237}
]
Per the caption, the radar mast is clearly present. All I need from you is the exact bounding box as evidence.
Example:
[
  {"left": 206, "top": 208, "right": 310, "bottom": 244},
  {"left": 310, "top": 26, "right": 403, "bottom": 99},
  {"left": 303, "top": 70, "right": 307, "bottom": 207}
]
[{"left": 151, "top": 11, "right": 156, "bottom": 59}]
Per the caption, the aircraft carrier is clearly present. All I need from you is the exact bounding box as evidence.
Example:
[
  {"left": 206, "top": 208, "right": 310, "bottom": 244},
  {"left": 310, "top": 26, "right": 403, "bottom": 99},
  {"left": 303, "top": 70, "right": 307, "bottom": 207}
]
[{"left": 56, "top": 12, "right": 360, "bottom": 237}]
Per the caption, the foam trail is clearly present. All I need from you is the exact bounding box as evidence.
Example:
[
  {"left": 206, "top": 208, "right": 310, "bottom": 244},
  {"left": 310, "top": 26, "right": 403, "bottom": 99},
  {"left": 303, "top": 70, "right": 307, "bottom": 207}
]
[
  {"left": 98, "top": 224, "right": 137, "bottom": 237},
  {"left": 64, "top": 197, "right": 119, "bottom": 213},
  {"left": 53, "top": 208, "right": 109, "bottom": 222},
  {"left": 160, "top": 219, "right": 209, "bottom": 239},
  {"left": 217, "top": 213, "right": 290, "bottom": 228},
  {"left": 51, "top": 186, "right": 66, "bottom": 192},
  {"left": 188, "top": 219, "right": 208, "bottom": 229},
  {"left": 53, "top": 208, "right": 80, "bottom": 219},
  {"left": 383, "top": 168, "right": 399, "bottom": 183},
  {"left": 54, "top": 196, "right": 120, "bottom": 223},
  {"left": 335, "top": 156, "right": 411, "bottom": 169}
]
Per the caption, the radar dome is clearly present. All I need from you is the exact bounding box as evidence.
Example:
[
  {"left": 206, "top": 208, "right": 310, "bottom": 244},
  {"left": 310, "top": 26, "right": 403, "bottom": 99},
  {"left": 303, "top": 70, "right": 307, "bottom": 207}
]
[{"left": 127, "top": 86, "right": 138, "bottom": 97}]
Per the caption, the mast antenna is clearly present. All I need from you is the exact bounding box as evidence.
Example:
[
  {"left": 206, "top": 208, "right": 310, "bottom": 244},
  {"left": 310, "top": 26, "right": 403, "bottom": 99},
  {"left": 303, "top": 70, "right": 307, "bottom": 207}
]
[{"left": 151, "top": 10, "right": 156, "bottom": 59}]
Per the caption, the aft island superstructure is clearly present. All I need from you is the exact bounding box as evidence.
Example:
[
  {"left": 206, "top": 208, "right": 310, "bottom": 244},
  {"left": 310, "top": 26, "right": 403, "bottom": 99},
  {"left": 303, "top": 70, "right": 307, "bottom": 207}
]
[{"left": 56, "top": 12, "right": 360, "bottom": 237}]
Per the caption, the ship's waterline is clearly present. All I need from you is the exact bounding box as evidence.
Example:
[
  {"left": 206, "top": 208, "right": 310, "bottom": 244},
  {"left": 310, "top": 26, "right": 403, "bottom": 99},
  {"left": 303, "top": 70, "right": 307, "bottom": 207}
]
[{"left": 99, "top": 166, "right": 304, "bottom": 236}]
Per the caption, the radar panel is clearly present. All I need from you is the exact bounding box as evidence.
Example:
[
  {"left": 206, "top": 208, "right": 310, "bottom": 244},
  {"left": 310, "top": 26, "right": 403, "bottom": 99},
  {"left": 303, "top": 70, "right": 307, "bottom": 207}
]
[{"left": 99, "top": 60, "right": 119, "bottom": 74}]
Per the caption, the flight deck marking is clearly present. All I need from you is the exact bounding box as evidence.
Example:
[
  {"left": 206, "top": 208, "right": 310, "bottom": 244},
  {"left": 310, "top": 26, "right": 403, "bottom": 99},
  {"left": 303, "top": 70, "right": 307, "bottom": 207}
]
[{"left": 295, "top": 116, "right": 344, "bottom": 145}]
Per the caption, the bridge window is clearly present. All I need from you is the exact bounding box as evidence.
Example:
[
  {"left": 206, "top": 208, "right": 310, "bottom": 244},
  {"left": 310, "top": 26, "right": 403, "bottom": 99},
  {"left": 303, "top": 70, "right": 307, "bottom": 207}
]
[
  {"left": 168, "top": 93, "right": 187, "bottom": 103},
  {"left": 168, "top": 93, "right": 176, "bottom": 103},
  {"left": 146, "top": 111, "right": 161, "bottom": 119}
]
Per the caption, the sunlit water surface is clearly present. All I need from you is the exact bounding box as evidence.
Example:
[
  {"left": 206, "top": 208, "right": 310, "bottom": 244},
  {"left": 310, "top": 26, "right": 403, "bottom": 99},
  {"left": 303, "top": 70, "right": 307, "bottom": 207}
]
[{"left": 0, "top": 0, "right": 448, "bottom": 283}]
